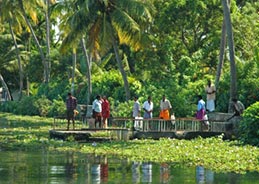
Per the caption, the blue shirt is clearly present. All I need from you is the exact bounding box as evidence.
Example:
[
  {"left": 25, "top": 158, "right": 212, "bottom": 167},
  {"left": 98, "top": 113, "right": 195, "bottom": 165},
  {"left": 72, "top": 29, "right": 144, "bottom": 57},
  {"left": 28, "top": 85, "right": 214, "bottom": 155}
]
[{"left": 197, "top": 99, "right": 205, "bottom": 111}]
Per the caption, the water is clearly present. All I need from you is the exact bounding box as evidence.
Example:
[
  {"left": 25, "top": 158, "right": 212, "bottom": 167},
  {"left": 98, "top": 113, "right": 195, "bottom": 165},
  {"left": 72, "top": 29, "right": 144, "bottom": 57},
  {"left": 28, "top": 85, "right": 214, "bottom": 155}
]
[{"left": 0, "top": 150, "right": 259, "bottom": 184}]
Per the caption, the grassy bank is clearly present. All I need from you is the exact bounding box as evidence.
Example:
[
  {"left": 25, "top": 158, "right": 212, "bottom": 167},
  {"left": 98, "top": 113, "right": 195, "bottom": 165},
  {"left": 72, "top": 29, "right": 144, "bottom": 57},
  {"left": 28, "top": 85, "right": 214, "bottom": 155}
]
[{"left": 0, "top": 113, "right": 259, "bottom": 174}]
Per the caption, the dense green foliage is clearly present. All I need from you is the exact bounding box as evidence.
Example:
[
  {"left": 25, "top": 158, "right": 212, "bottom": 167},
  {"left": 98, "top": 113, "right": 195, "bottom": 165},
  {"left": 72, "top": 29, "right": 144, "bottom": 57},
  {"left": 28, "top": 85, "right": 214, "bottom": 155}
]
[
  {"left": 1, "top": 1, "right": 259, "bottom": 142},
  {"left": 1, "top": 113, "right": 259, "bottom": 174},
  {"left": 239, "top": 102, "right": 259, "bottom": 146}
]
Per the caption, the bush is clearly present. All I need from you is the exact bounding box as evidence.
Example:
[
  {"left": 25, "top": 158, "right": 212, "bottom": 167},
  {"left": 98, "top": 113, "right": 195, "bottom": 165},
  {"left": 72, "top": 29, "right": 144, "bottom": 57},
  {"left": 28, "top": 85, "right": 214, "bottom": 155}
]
[
  {"left": 16, "top": 96, "right": 38, "bottom": 115},
  {"left": 0, "top": 101, "right": 18, "bottom": 113},
  {"left": 238, "top": 102, "right": 259, "bottom": 146},
  {"left": 34, "top": 96, "right": 52, "bottom": 117},
  {"left": 48, "top": 95, "right": 66, "bottom": 117}
]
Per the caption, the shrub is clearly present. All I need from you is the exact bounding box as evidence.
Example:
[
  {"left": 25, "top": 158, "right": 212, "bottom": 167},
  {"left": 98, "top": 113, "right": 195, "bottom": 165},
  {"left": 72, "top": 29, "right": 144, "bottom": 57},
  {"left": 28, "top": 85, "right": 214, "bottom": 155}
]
[
  {"left": 0, "top": 101, "right": 18, "bottom": 113},
  {"left": 112, "top": 101, "right": 133, "bottom": 117},
  {"left": 34, "top": 96, "right": 52, "bottom": 117},
  {"left": 48, "top": 95, "right": 66, "bottom": 117},
  {"left": 238, "top": 102, "right": 259, "bottom": 146},
  {"left": 16, "top": 96, "right": 38, "bottom": 115}
]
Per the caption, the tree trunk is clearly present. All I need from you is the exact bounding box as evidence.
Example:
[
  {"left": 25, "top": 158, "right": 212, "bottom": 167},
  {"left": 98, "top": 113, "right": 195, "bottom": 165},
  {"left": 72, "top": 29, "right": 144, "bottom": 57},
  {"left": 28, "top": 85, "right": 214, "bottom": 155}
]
[
  {"left": 9, "top": 21, "right": 23, "bottom": 100},
  {"left": 215, "top": 19, "right": 226, "bottom": 88},
  {"left": 71, "top": 49, "right": 76, "bottom": 95},
  {"left": 18, "top": 0, "right": 48, "bottom": 83},
  {"left": 112, "top": 38, "right": 131, "bottom": 101},
  {"left": 222, "top": 0, "right": 237, "bottom": 111},
  {"left": 215, "top": 0, "right": 230, "bottom": 88},
  {"left": 45, "top": 0, "right": 51, "bottom": 83},
  {"left": 26, "top": 76, "right": 30, "bottom": 96},
  {"left": 81, "top": 38, "right": 92, "bottom": 105},
  {"left": 0, "top": 73, "right": 12, "bottom": 101}
]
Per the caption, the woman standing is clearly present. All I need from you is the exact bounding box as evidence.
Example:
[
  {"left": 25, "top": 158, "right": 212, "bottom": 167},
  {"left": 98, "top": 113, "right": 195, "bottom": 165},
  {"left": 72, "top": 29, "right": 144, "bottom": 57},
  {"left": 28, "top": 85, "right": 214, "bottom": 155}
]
[{"left": 101, "top": 96, "right": 110, "bottom": 128}]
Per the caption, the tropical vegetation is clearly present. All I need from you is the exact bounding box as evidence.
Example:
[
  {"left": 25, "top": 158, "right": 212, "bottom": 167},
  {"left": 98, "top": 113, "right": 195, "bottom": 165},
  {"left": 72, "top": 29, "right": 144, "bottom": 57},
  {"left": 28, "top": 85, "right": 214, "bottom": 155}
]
[
  {"left": 0, "top": 0, "right": 258, "bottom": 114},
  {"left": 0, "top": 0, "right": 259, "bottom": 151}
]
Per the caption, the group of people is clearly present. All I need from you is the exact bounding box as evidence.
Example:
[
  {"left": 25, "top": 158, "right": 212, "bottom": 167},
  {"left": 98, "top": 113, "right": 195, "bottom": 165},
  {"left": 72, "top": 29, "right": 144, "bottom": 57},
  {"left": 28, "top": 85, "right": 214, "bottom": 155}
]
[
  {"left": 197, "top": 79, "right": 245, "bottom": 122},
  {"left": 65, "top": 79, "right": 245, "bottom": 130},
  {"left": 91, "top": 94, "right": 173, "bottom": 129},
  {"left": 196, "top": 80, "right": 216, "bottom": 121},
  {"left": 133, "top": 95, "right": 173, "bottom": 120},
  {"left": 132, "top": 95, "right": 174, "bottom": 130},
  {"left": 92, "top": 95, "right": 110, "bottom": 128},
  {"left": 65, "top": 93, "right": 110, "bottom": 130}
]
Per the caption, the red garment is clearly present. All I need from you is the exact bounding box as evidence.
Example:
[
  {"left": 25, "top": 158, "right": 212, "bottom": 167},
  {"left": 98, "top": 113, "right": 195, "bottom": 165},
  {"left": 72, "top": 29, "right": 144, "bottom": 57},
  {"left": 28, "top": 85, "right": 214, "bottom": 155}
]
[
  {"left": 196, "top": 109, "right": 205, "bottom": 120},
  {"left": 102, "top": 99, "right": 110, "bottom": 118}
]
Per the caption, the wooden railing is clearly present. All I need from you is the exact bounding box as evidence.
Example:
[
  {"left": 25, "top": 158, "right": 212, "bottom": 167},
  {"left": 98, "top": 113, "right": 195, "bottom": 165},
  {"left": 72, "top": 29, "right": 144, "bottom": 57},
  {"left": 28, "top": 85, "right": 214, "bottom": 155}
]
[
  {"left": 109, "top": 117, "right": 231, "bottom": 133},
  {"left": 52, "top": 115, "right": 231, "bottom": 133}
]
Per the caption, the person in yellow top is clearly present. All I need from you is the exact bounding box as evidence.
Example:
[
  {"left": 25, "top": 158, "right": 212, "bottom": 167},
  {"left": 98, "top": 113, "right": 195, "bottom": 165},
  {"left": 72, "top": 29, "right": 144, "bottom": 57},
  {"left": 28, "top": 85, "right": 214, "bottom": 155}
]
[
  {"left": 159, "top": 95, "right": 172, "bottom": 120},
  {"left": 205, "top": 79, "right": 216, "bottom": 112}
]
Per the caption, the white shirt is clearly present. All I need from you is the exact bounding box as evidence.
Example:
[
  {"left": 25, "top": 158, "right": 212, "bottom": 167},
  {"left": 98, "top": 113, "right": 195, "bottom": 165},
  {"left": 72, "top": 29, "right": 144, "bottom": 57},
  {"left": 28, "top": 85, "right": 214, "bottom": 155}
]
[
  {"left": 133, "top": 100, "right": 141, "bottom": 117},
  {"left": 160, "top": 99, "right": 172, "bottom": 110},
  {"left": 92, "top": 99, "right": 102, "bottom": 113},
  {"left": 143, "top": 101, "right": 153, "bottom": 112}
]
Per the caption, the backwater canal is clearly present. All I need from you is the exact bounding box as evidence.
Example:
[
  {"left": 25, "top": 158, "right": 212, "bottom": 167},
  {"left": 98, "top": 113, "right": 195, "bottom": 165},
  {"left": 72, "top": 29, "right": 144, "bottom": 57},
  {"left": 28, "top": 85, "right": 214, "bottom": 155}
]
[{"left": 0, "top": 150, "right": 259, "bottom": 183}]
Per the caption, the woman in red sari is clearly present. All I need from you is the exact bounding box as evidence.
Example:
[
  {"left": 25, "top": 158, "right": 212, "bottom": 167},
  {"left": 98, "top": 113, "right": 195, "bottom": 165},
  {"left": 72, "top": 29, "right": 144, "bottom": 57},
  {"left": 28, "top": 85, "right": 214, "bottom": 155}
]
[{"left": 102, "top": 96, "right": 110, "bottom": 128}]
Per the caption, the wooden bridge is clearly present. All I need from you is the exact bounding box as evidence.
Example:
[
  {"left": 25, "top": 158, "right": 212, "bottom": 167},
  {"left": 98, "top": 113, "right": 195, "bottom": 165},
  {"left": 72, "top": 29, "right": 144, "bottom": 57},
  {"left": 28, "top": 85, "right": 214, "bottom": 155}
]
[{"left": 49, "top": 112, "right": 238, "bottom": 141}]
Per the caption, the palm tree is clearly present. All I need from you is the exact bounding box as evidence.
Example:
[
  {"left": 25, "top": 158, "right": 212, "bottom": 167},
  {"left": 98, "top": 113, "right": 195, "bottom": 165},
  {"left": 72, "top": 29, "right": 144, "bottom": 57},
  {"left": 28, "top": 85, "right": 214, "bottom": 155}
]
[
  {"left": 215, "top": 0, "right": 230, "bottom": 88},
  {"left": 222, "top": 0, "right": 237, "bottom": 112},
  {"left": 51, "top": 0, "right": 93, "bottom": 104},
  {"left": 81, "top": 38, "right": 93, "bottom": 105},
  {"left": 215, "top": 18, "right": 226, "bottom": 88},
  {"left": 0, "top": 73, "right": 12, "bottom": 101},
  {"left": 0, "top": 0, "right": 25, "bottom": 100},
  {"left": 17, "top": 0, "right": 49, "bottom": 83},
  {"left": 45, "top": 0, "right": 51, "bottom": 83},
  {"left": 60, "top": 0, "right": 153, "bottom": 101},
  {"left": 9, "top": 22, "right": 23, "bottom": 100}
]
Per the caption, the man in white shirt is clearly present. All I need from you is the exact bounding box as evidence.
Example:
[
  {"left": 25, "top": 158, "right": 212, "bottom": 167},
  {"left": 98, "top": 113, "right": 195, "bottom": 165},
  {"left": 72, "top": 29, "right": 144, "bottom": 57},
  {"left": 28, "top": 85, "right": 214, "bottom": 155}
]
[
  {"left": 132, "top": 96, "right": 142, "bottom": 130},
  {"left": 92, "top": 95, "right": 102, "bottom": 128},
  {"left": 143, "top": 96, "right": 153, "bottom": 119},
  {"left": 159, "top": 95, "right": 172, "bottom": 120},
  {"left": 133, "top": 96, "right": 141, "bottom": 118},
  {"left": 205, "top": 79, "right": 216, "bottom": 112}
]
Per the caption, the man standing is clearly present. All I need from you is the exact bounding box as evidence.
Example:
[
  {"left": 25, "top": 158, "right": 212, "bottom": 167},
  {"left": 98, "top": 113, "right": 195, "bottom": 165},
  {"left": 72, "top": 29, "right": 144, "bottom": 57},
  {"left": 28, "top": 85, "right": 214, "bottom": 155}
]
[
  {"left": 143, "top": 96, "right": 153, "bottom": 131},
  {"left": 101, "top": 96, "right": 110, "bottom": 128},
  {"left": 92, "top": 95, "right": 102, "bottom": 128},
  {"left": 159, "top": 95, "right": 172, "bottom": 120},
  {"left": 143, "top": 96, "right": 153, "bottom": 119},
  {"left": 133, "top": 96, "right": 141, "bottom": 118},
  {"left": 132, "top": 96, "right": 141, "bottom": 130},
  {"left": 66, "top": 92, "right": 77, "bottom": 130},
  {"left": 205, "top": 79, "right": 216, "bottom": 112}
]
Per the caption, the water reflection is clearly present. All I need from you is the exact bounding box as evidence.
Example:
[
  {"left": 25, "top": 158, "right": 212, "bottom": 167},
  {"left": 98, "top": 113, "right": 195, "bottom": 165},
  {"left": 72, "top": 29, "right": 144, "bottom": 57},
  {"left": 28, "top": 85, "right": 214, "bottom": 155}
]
[
  {"left": 50, "top": 152, "right": 77, "bottom": 184},
  {"left": 196, "top": 166, "right": 214, "bottom": 184},
  {"left": 142, "top": 162, "right": 152, "bottom": 183},
  {"left": 160, "top": 163, "right": 170, "bottom": 183},
  {"left": 100, "top": 157, "right": 109, "bottom": 183},
  {"left": 132, "top": 161, "right": 140, "bottom": 183},
  {"left": 91, "top": 163, "right": 101, "bottom": 183},
  {"left": 0, "top": 151, "right": 259, "bottom": 183}
]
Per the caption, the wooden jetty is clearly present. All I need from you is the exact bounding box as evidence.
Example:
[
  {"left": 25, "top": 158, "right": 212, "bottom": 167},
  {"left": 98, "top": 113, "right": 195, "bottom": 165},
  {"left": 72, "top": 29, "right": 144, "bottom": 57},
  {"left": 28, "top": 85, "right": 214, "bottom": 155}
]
[{"left": 49, "top": 112, "right": 240, "bottom": 141}]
